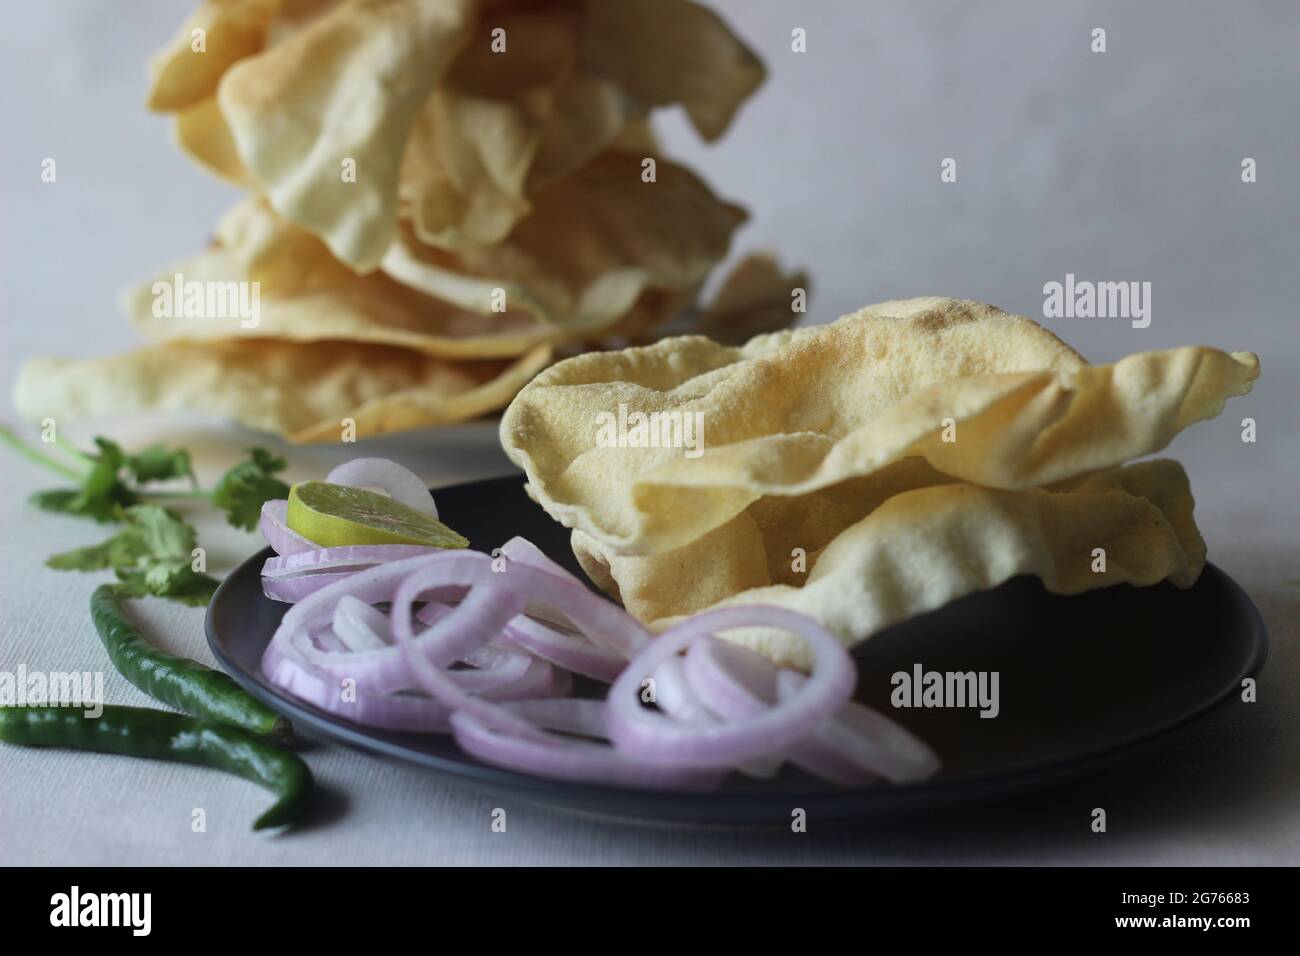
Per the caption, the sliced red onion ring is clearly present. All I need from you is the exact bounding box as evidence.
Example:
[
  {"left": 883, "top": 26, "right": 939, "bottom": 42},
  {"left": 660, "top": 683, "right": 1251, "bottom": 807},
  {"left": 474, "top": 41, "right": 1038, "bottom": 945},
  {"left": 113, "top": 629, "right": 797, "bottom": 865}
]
[
  {"left": 653, "top": 657, "right": 781, "bottom": 779},
  {"left": 420, "top": 604, "right": 552, "bottom": 680},
  {"left": 390, "top": 568, "right": 566, "bottom": 740},
  {"left": 262, "top": 642, "right": 452, "bottom": 732},
  {"left": 682, "top": 634, "right": 868, "bottom": 785},
  {"left": 499, "top": 536, "right": 588, "bottom": 588},
  {"left": 449, "top": 707, "right": 725, "bottom": 789},
  {"left": 451, "top": 655, "right": 566, "bottom": 701},
  {"left": 606, "top": 606, "right": 855, "bottom": 768},
  {"left": 263, "top": 545, "right": 439, "bottom": 579},
  {"left": 260, "top": 499, "right": 317, "bottom": 556},
  {"left": 325, "top": 457, "right": 438, "bottom": 517},
  {"left": 388, "top": 549, "right": 650, "bottom": 740},
  {"left": 462, "top": 643, "right": 528, "bottom": 671},
  {"left": 259, "top": 535, "right": 938, "bottom": 790},
  {"left": 776, "top": 671, "right": 941, "bottom": 784},
  {"left": 264, "top": 553, "right": 475, "bottom": 675},
  {"left": 299, "top": 625, "right": 561, "bottom": 701},
  {"left": 265, "top": 554, "right": 559, "bottom": 720},
  {"left": 424, "top": 544, "right": 627, "bottom": 680},
  {"left": 263, "top": 570, "right": 360, "bottom": 603},
  {"left": 260, "top": 546, "right": 452, "bottom": 606},
  {"left": 332, "top": 595, "right": 391, "bottom": 651},
  {"left": 292, "top": 586, "right": 527, "bottom": 694},
  {"left": 685, "top": 635, "right": 941, "bottom": 785},
  {"left": 407, "top": 547, "right": 647, "bottom": 659},
  {"left": 504, "top": 615, "right": 626, "bottom": 683}
]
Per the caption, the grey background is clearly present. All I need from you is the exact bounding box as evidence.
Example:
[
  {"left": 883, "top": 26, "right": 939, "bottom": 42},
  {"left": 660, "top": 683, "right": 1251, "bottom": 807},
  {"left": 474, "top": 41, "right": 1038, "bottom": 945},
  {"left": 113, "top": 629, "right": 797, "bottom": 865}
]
[{"left": 1, "top": 1, "right": 1296, "bottom": 865}]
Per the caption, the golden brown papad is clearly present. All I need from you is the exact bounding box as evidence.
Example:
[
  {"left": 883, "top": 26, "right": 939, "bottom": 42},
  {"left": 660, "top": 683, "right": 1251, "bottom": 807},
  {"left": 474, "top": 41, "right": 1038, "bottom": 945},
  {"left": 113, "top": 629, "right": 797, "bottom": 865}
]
[
  {"left": 500, "top": 298, "right": 1258, "bottom": 555},
  {"left": 14, "top": 339, "right": 551, "bottom": 444},
  {"left": 382, "top": 152, "right": 747, "bottom": 331},
  {"left": 149, "top": 0, "right": 763, "bottom": 269},
  {"left": 499, "top": 296, "right": 1258, "bottom": 666},
  {"left": 694, "top": 253, "right": 812, "bottom": 345},
  {"left": 572, "top": 459, "right": 1205, "bottom": 669},
  {"left": 146, "top": 0, "right": 284, "bottom": 113},
  {"left": 216, "top": 0, "right": 480, "bottom": 271},
  {"left": 125, "top": 199, "right": 556, "bottom": 361}
]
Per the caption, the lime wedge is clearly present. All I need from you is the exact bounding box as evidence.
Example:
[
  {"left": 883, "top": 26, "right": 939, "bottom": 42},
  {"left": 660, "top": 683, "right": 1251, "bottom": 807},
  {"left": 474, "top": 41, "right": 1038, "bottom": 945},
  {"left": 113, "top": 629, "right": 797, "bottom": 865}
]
[{"left": 286, "top": 481, "right": 469, "bottom": 549}]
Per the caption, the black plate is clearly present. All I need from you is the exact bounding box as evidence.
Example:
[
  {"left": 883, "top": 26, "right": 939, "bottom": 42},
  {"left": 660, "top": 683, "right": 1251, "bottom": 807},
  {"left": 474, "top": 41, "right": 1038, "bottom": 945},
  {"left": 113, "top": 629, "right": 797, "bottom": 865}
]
[{"left": 207, "top": 475, "right": 1267, "bottom": 825}]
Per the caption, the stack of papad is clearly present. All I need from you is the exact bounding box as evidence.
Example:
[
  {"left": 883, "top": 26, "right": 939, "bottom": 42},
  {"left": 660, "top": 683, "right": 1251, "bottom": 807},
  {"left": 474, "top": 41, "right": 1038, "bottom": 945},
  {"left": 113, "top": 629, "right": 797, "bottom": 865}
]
[
  {"left": 500, "top": 297, "right": 1260, "bottom": 667},
  {"left": 15, "top": 0, "right": 806, "bottom": 441}
]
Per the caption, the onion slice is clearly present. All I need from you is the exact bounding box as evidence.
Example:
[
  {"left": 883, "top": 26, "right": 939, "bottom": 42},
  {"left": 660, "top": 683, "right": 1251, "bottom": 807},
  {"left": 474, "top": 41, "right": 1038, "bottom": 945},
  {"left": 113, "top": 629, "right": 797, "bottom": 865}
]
[
  {"left": 389, "top": 555, "right": 638, "bottom": 740},
  {"left": 449, "top": 706, "right": 725, "bottom": 789},
  {"left": 654, "top": 657, "right": 782, "bottom": 779},
  {"left": 262, "top": 545, "right": 438, "bottom": 578},
  {"left": 262, "top": 642, "right": 453, "bottom": 732},
  {"left": 258, "top": 533, "right": 939, "bottom": 792},
  {"left": 606, "top": 606, "right": 855, "bottom": 768},
  {"left": 260, "top": 499, "right": 317, "bottom": 556},
  {"left": 294, "top": 585, "right": 526, "bottom": 694},
  {"left": 682, "top": 634, "right": 869, "bottom": 785},
  {"left": 504, "top": 616, "right": 626, "bottom": 683},
  {"left": 776, "top": 671, "right": 941, "bottom": 784},
  {"left": 684, "top": 635, "right": 942, "bottom": 785},
  {"left": 325, "top": 457, "right": 437, "bottom": 517},
  {"left": 332, "top": 595, "right": 391, "bottom": 651},
  {"left": 263, "top": 570, "right": 359, "bottom": 604}
]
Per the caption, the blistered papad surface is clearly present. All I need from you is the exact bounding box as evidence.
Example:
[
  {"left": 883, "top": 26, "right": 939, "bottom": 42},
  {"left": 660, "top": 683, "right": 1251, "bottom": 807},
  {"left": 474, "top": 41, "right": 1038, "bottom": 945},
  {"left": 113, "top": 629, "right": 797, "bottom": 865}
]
[
  {"left": 501, "top": 298, "right": 1258, "bottom": 555},
  {"left": 573, "top": 459, "right": 1207, "bottom": 669}
]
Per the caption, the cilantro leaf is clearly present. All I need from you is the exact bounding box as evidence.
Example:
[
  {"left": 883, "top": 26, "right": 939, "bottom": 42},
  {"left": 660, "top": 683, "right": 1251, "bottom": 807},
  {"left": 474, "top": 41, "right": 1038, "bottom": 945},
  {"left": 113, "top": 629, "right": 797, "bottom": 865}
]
[
  {"left": 21, "top": 436, "right": 197, "bottom": 523},
  {"left": 128, "top": 503, "right": 198, "bottom": 557},
  {"left": 45, "top": 505, "right": 220, "bottom": 606},
  {"left": 45, "top": 533, "right": 142, "bottom": 571},
  {"left": 212, "top": 447, "right": 290, "bottom": 531},
  {"left": 8, "top": 430, "right": 292, "bottom": 606},
  {"left": 115, "top": 565, "right": 218, "bottom": 607},
  {"left": 30, "top": 438, "right": 139, "bottom": 522},
  {"left": 125, "top": 443, "right": 195, "bottom": 485}
]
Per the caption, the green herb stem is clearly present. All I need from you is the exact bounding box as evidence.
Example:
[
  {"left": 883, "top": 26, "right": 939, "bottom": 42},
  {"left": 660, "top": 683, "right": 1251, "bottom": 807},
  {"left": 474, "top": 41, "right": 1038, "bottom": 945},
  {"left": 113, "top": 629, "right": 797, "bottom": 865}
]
[
  {"left": 53, "top": 432, "right": 94, "bottom": 467},
  {"left": 0, "top": 425, "right": 87, "bottom": 482}
]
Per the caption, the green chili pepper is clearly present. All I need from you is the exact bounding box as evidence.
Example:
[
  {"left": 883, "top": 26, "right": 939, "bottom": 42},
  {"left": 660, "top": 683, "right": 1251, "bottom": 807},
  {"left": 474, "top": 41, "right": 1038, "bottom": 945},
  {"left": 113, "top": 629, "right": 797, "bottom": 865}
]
[
  {"left": 0, "top": 705, "right": 312, "bottom": 831},
  {"left": 91, "top": 583, "right": 290, "bottom": 741}
]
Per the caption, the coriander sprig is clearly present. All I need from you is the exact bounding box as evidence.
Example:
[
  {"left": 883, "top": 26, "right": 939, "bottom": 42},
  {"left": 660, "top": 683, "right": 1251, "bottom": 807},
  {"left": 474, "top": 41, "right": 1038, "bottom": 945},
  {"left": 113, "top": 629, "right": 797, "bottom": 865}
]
[{"left": 1, "top": 425, "right": 291, "bottom": 605}]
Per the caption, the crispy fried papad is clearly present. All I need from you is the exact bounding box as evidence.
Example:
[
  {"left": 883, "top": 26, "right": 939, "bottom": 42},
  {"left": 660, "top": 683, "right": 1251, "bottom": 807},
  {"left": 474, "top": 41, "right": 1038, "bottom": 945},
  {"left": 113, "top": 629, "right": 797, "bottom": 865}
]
[
  {"left": 216, "top": 0, "right": 479, "bottom": 270},
  {"left": 398, "top": 4, "right": 626, "bottom": 250},
  {"left": 500, "top": 298, "right": 1258, "bottom": 555},
  {"left": 14, "top": 340, "right": 551, "bottom": 443},
  {"left": 126, "top": 199, "right": 556, "bottom": 360},
  {"left": 577, "top": 0, "right": 763, "bottom": 141},
  {"left": 382, "top": 152, "right": 747, "bottom": 331},
  {"left": 694, "top": 252, "right": 811, "bottom": 345},
  {"left": 148, "top": 0, "right": 762, "bottom": 267},
  {"left": 146, "top": 0, "right": 285, "bottom": 113},
  {"left": 572, "top": 459, "right": 1206, "bottom": 670}
]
